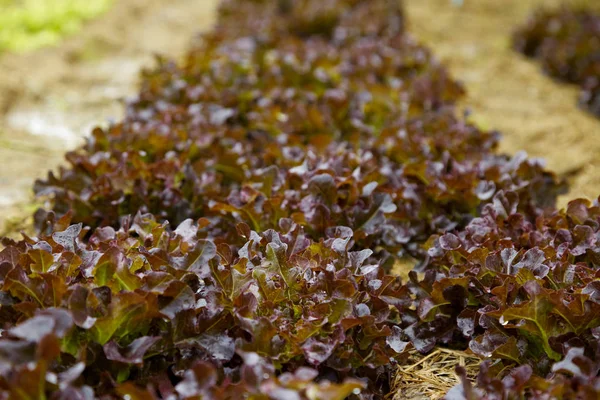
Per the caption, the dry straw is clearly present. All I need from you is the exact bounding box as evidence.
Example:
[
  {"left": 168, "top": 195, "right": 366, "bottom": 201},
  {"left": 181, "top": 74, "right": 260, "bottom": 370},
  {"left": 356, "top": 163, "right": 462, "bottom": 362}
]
[
  {"left": 389, "top": 348, "right": 480, "bottom": 400},
  {"left": 390, "top": 259, "right": 480, "bottom": 399}
]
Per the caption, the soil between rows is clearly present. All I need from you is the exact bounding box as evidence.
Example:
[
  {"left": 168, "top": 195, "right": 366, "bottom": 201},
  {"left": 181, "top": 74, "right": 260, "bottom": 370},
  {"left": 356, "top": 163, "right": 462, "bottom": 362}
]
[{"left": 405, "top": 0, "right": 600, "bottom": 209}]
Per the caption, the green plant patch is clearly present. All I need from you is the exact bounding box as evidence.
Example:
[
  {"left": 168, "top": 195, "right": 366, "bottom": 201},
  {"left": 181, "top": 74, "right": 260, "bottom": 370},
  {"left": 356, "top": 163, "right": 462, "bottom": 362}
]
[{"left": 0, "top": 0, "right": 113, "bottom": 53}]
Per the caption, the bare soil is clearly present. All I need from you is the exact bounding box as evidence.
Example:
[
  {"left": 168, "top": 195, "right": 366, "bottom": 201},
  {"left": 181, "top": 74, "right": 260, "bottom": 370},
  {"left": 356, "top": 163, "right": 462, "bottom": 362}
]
[
  {"left": 0, "top": 0, "right": 220, "bottom": 233},
  {"left": 405, "top": 0, "right": 600, "bottom": 209}
]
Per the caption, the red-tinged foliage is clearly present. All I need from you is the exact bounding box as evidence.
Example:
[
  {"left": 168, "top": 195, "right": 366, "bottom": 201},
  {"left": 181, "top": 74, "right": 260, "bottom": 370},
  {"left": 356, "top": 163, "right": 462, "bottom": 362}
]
[
  {"left": 216, "top": 0, "right": 406, "bottom": 42},
  {"left": 413, "top": 192, "right": 600, "bottom": 397},
  {"left": 513, "top": 6, "right": 600, "bottom": 117},
  {"left": 33, "top": 0, "right": 564, "bottom": 261},
  {"left": 1, "top": 0, "right": 595, "bottom": 398},
  {"left": 35, "top": 114, "right": 562, "bottom": 263},
  {"left": 0, "top": 214, "right": 408, "bottom": 398},
  {"left": 450, "top": 347, "right": 600, "bottom": 399}
]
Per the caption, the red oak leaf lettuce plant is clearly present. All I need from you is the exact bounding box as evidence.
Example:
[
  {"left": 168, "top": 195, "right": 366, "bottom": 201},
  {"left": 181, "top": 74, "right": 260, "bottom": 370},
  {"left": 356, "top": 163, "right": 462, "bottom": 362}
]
[
  {"left": 0, "top": 214, "right": 407, "bottom": 398},
  {"left": 419, "top": 193, "right": 600, "bottom": 398}
]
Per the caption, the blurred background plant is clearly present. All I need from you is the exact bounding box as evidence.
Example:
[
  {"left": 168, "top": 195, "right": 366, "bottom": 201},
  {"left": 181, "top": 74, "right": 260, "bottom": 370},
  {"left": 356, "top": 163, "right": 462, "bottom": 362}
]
[{"left": 0, "top": 0, "right": 113, "bottom": 53}]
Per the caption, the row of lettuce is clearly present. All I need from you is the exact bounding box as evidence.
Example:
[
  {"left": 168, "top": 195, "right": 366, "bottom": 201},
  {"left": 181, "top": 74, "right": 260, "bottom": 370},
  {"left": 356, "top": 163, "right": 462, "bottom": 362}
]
[
  {"left": 0, "top": 0, "right": 598, "bottom": 398},
  {"left": 514, "top": 6, "right": 600, "bottom": 118}
]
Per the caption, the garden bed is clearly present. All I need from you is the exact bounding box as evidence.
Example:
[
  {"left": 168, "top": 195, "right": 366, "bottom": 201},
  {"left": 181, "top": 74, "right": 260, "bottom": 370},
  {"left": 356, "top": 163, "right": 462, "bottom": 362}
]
[{"left": 2, "top": 0, "right": 600, "bottom": 399}]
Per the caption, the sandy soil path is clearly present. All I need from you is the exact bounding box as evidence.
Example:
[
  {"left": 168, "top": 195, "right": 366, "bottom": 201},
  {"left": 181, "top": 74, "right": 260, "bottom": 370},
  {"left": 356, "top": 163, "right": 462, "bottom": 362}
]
[
  {"left": 405, "top": 0, "right": 600, "bottom": 209},
  {"left": 0, "top": 0, "right": 220, "bottom": 233}
]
